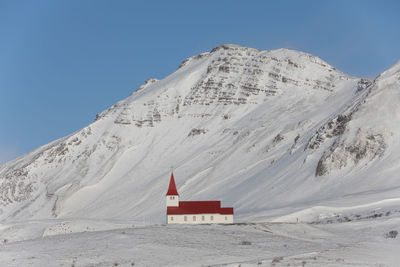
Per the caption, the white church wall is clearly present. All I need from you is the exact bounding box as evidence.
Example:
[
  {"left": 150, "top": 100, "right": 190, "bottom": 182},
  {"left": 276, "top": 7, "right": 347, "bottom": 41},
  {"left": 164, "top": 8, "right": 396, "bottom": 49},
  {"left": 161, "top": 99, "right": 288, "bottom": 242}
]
[
  {"left": 167, "top": 214, "right": 233, "bottom": 224},
  {"left": 166, "top": 196, "right": 179, "bottom": 207}
]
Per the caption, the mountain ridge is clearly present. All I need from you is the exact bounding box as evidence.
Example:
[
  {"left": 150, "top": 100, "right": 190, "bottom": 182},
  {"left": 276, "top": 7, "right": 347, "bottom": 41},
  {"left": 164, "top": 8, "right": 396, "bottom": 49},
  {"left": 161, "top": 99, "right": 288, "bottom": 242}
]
[{"left": 1, "top": 44, "right": 399, "bottom": 225}]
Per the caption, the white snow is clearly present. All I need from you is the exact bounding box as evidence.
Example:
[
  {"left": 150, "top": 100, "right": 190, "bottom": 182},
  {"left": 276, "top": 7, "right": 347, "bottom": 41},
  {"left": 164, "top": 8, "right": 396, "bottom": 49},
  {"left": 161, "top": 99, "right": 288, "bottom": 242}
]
[
  {"left": 1, "top": 44, "right": 400, "bottom": 266},
  {"left": 1, "top": 219, "right": 399, "bottom": 266}
]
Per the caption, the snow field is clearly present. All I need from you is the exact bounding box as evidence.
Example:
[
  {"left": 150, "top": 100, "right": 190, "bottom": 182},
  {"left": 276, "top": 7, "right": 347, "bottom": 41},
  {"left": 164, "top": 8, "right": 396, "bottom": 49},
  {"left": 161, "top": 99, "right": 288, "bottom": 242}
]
[{"left": 1, "top": 217, "right": 399, "bottom": 266}]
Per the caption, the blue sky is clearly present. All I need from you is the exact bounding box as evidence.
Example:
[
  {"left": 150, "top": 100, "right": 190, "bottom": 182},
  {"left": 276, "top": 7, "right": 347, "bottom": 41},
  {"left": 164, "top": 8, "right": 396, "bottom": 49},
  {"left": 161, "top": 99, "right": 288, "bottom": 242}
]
[{"left": 1, "top": 0, "right": 400, "bottom": 164}]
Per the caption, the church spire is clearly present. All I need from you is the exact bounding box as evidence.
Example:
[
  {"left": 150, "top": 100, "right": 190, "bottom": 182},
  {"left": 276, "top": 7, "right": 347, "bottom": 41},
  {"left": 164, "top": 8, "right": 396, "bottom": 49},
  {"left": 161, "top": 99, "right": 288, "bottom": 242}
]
[{"left": 166, "top": 171, "right": 179, "bottom": 196}]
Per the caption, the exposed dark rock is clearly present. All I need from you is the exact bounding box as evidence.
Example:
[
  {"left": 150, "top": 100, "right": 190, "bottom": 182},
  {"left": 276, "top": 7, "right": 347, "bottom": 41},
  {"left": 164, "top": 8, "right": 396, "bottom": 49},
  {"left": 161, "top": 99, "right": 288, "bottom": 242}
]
[
  {"left": 178, "top": 53, "right": 209, "bottom": 69},
  {"left": 188, "top": 128, "right": 208, "bottom": 137},
  {"left": 0, "top": 168, "right": 34, "bottom": 205},
  {"left": 272, "top": 134, "right": 284, "bottom": 144},
  {"left": 153, "top": 109, "right": 161, "bottom": 122},
  {"left": 315, "top": 132, "right": 386, "bottom": 176},
  {"left": 315, "top": 159, "right": 328, "bottom": 176},
  {"left": 306, "top": 114, "right": 351, "bottom": 150},
  {"left": 136, "top": 78, "right": 159, "bottom": 92},
  {"left": 356, "top": 78, "right": 372, "bottom": 92},
  {"left": 386, "top": 230, "right": 398, "bottom": 239}
]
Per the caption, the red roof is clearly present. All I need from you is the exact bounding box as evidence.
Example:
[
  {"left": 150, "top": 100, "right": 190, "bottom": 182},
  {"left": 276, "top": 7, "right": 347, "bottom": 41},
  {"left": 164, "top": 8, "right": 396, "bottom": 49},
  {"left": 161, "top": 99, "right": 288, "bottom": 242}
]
[
  {"left": 167, "top": 201, "right": 234, "bottom": 215},
  {"left": 166, "top": 172, "right": 179, "bottom": 196}
]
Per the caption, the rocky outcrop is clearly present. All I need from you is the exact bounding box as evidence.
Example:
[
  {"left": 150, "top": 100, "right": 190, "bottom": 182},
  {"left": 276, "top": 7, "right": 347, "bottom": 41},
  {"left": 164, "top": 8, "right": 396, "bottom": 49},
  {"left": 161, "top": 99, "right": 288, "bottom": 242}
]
[
  {"left": 183, "top": 45, "right": 343, "bottom": 106},
  {"left": 316, "top": 131, "right": 386, "bottom": 176}
]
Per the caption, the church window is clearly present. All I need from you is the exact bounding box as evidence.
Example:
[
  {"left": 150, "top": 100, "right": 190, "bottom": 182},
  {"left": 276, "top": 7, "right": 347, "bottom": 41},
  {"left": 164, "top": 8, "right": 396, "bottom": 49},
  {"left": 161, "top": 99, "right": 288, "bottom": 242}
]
[
  {"left": 184, "top": 216, "right": 187, "bottom": 221},
  {"left": 202, "top": 216, "right": 205, "bottom": 221},
  {"left": 171, "top": 216, "right": 173, "bottom": 221},
  {"left": 225, "top": 216, "right": 227, "bottom": 220},
  {"left": 193, "top": 216, "right": 196, "bottom": 221},
  {"left": 211, "top": 215, "right": 214, "bottom": 221}
]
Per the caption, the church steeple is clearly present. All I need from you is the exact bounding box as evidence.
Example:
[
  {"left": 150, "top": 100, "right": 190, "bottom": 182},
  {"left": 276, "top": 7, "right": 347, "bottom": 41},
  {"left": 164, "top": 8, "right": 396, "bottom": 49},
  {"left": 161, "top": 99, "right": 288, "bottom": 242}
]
[
  {"left": 166, "top": 171, "right": 179, "bottom": 207},
  {"left": 166, "top": 171, "right": 179, "bottom": 196}
]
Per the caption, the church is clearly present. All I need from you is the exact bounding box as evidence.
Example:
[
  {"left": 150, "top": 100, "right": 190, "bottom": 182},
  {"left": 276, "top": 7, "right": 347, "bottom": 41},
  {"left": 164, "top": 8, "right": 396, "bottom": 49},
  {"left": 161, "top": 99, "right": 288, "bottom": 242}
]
[{"left": 166, "top": 172, "right": 234, "bottom": 224}]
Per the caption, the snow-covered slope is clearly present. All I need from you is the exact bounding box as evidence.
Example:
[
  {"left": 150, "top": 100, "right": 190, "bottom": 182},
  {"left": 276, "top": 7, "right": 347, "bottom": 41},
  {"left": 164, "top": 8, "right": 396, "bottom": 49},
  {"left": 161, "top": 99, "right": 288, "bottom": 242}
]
[{"left": 1, "top": 44, "right": 399, "bottom": 225}]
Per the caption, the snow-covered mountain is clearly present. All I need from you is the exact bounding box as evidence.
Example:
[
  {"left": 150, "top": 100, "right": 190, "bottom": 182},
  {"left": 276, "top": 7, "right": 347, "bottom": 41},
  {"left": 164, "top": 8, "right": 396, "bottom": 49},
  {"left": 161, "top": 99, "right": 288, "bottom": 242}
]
[{"left": 1, "top": 44, "right": 400, "bottom": 225}]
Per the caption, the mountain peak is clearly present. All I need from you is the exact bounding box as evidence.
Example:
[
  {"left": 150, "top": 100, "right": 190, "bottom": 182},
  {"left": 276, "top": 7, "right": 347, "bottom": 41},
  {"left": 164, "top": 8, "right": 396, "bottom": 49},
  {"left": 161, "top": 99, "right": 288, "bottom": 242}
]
[
  {"left": 210, "top": 43, "right": 259, "bottom": 53},
  {"left": 98, "top": 44, "right": 352, "bottom": 124},
  {"left": 5, "top": 44, "right": 396, "bottom": 226}
]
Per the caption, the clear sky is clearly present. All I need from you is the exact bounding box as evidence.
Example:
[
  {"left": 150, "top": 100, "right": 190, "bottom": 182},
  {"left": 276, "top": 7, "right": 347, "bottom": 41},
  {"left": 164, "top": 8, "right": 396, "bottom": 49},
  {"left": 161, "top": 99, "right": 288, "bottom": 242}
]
[{"left": 1, "top": 0, "right": 400, "bottom": 164}]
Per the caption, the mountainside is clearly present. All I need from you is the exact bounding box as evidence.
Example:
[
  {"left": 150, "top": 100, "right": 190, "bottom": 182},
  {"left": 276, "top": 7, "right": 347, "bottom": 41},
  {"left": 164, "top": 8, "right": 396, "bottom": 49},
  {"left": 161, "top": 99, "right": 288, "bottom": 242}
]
[{"left": 1, "top": 44, "right": 400, "bottom": 224}]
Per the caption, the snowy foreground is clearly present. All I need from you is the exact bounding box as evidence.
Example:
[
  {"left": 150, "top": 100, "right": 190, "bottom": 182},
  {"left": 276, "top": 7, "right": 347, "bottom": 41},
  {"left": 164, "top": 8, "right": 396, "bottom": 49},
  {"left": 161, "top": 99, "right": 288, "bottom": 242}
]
[
  {"left": 1, "top": 217, "right": 399, "bottom": 266},
  {"left": 2, "top": 44, "right": 400, "bottom": 266}
]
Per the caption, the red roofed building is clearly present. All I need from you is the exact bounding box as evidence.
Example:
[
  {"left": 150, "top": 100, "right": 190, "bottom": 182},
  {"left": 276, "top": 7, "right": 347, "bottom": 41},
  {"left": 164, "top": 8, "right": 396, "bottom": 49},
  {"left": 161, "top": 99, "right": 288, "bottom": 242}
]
[{"left": 166, "top": 172, "right": 234, "bottom": 224}]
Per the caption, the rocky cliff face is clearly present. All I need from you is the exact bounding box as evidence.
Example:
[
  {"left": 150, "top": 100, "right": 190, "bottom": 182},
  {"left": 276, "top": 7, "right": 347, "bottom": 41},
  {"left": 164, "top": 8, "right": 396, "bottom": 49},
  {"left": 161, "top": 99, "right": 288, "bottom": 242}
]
[
  {"left": 1, "top": 45, "right": 399, "bottom": 223},
  {"left": 311, "top": 64, "right": 400, "bottom": 177}
]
